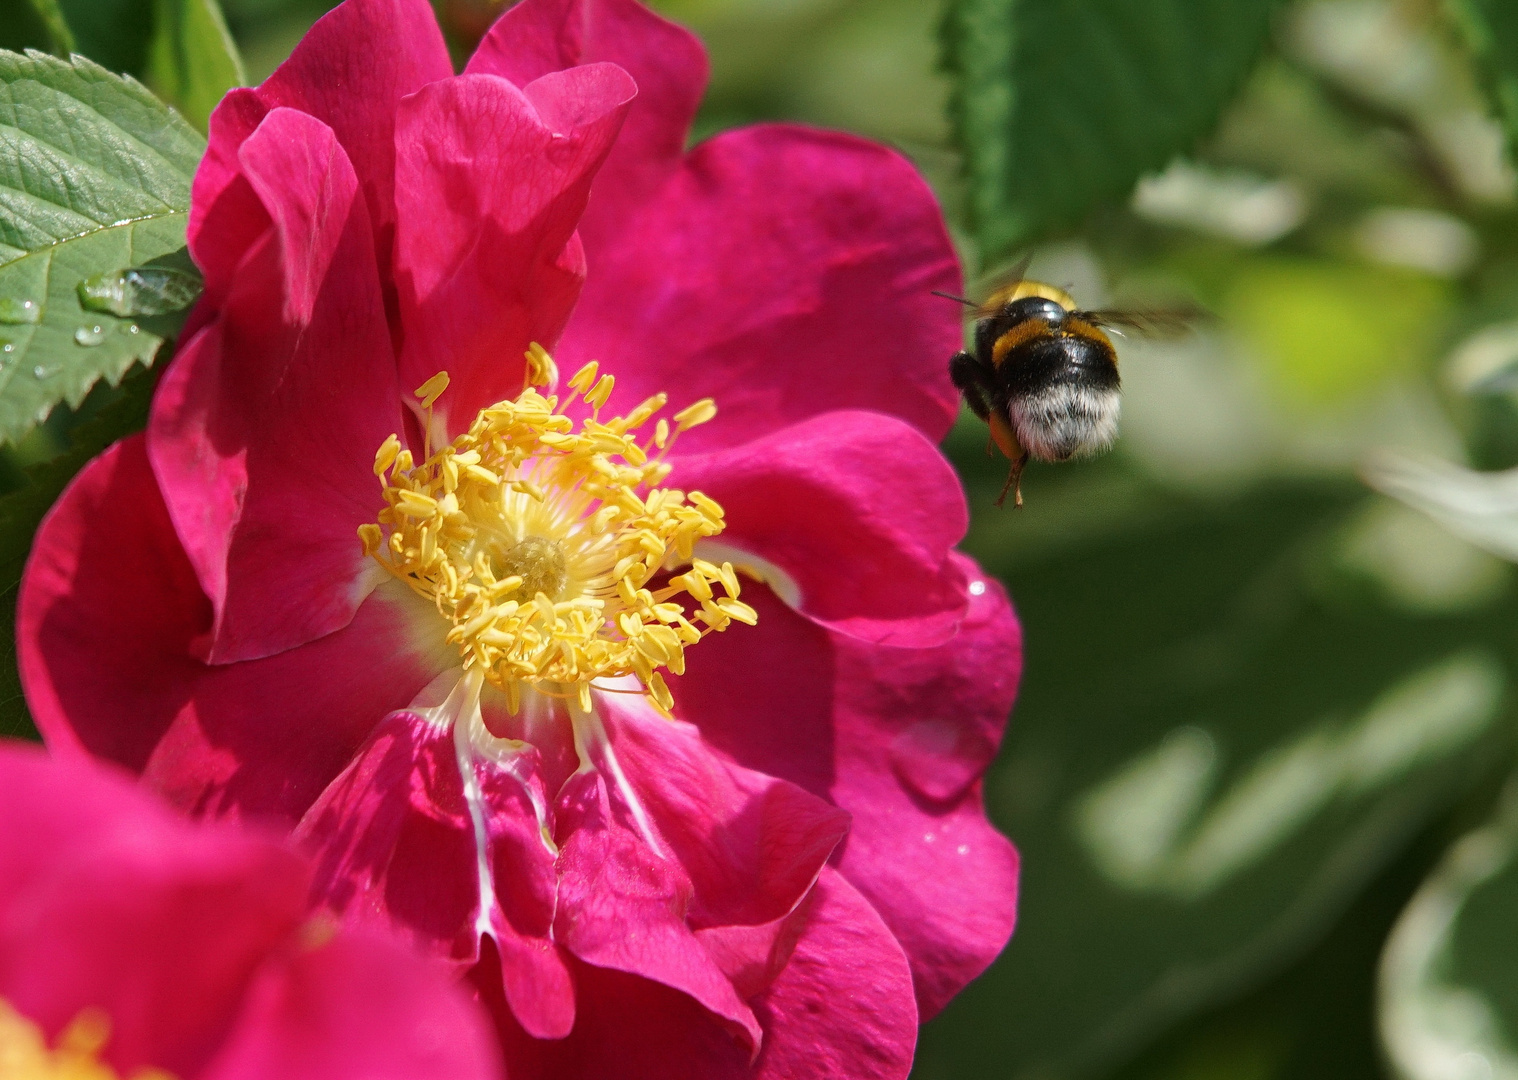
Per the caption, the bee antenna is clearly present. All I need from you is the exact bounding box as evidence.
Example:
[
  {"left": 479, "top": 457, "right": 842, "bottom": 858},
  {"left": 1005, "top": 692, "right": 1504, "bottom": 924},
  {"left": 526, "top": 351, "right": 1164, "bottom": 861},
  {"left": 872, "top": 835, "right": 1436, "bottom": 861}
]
[{"left": 932, "top": 290, "right": 976, "bottom": 307}]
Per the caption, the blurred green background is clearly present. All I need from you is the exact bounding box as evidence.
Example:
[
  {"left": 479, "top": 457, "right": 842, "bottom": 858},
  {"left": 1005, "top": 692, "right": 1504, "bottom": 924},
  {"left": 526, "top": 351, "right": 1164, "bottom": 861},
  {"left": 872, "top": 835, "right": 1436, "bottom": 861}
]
[{"left": 9, "top": 0, "right": 1518, "bottom": 1077}]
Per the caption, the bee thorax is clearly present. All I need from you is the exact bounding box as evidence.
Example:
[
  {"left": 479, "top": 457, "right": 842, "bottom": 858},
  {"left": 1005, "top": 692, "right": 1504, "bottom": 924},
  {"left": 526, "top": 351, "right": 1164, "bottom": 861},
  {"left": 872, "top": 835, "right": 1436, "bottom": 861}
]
[{"left": 1009, "top": 384, "right": 1121, "bottom": 462}]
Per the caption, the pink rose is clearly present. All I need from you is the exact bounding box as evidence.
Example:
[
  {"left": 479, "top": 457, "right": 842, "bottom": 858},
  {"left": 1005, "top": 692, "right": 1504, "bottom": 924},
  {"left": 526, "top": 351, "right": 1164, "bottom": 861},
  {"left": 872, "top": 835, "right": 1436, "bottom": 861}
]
[
  {"left": 19, "top": 0, "right": 1022, "bottom": 1075},
  {"left": 0, "top": 740, "right": 499, "bottom": 1080}
]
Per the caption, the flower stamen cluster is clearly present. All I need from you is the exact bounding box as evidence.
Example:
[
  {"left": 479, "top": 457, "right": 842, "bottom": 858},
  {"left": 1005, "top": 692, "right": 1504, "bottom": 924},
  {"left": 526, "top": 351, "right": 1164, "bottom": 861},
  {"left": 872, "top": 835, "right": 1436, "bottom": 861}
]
[{"left": 359, "top": 346, "right": 756, "bottom": 715}]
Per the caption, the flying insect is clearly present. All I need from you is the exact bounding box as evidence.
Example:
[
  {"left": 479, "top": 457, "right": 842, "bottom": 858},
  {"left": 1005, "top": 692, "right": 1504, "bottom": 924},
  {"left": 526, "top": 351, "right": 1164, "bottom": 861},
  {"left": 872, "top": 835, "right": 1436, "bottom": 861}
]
[{"left": 945, "top": 263, "right": 1198, "bottom": 507}]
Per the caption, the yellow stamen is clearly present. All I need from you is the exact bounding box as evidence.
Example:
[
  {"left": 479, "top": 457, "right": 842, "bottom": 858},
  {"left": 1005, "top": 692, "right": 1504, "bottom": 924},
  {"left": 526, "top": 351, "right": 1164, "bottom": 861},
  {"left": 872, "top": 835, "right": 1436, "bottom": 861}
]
[
  {"left": 362, "top": 348, "right": 750, "bottom": 714},
  {"left": 415, "top": 372, "right": 451, "bottom": 410},
  {"left": 568, "top": 361, "right": 599, "bottom": 394},
  {"left": 524, "top": 342, "right": 558, "bottom": 389},
  {"left": 0, "top": 1000, "right": 173, "bottom": 1080},
  {"left": 673, "top": 398, "right": 717, "bottom": 431}
]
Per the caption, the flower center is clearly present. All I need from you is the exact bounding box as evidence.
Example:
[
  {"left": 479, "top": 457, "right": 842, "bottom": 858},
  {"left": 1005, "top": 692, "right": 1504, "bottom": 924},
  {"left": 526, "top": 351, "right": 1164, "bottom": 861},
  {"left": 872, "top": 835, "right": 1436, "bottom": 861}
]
[
  {"left": 494, "top": 535, "right": 569, "bottom": 601},
  {"left": 0, "top": 1000, "right": 171, "bottom": 1079},
  {"left": 360, "top": 345, "right": 756, "bottom": 715}
]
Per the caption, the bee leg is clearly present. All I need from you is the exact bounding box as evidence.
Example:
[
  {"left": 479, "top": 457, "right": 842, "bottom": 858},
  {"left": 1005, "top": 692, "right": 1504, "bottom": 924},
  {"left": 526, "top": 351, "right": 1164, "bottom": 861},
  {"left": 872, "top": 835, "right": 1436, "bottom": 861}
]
[
  {"left": 995, "top": 451, "right": 1029, "bottom": 509},
  {"left": 949, "top": 351, "right": 993, "bottom": 421}
]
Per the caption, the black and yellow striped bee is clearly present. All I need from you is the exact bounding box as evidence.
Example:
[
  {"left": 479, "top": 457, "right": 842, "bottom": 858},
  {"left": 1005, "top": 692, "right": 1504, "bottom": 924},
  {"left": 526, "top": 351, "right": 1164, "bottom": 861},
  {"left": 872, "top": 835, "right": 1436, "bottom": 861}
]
[{"left": 945, "top": 263, "right": 1199, "bottom": 507}]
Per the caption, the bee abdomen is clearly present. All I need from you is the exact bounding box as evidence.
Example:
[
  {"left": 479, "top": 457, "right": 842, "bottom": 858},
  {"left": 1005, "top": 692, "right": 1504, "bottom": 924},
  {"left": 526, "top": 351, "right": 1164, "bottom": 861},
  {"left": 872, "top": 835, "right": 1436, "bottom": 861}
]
[{"left": 1004, "top": 335, "right": 1121, "bottom": 462}]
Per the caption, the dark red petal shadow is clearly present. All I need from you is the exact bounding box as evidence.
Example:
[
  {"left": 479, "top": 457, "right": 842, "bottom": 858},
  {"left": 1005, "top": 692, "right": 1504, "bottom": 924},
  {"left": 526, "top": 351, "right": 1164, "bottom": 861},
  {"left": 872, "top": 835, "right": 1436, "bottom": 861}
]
[
  {"left": 19, "top": 435, "right": 449, "bottom": 827},
  {"left": 152, "top": 108, "right": 402, "bottom": 663}
]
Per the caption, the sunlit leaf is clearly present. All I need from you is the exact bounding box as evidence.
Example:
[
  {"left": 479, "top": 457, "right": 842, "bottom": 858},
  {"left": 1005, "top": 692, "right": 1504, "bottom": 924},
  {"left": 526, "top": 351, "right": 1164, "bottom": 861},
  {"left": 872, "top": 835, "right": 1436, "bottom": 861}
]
[
  {"left": 1380, "top": 781, "right": 1518, "bottom": 1080},
  {"left": 941, "top": 0, "right": 1279, "bottom": 261},
  {"left": 0, "top": 49, "right": 203, "bottom": 446},
  {"left": 146, "top": 0, "right": 244, "bottom": 131}
]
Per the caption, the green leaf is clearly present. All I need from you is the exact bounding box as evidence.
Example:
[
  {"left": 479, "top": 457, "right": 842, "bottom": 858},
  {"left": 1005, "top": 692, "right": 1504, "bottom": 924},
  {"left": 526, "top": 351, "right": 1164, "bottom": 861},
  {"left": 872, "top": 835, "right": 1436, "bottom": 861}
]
[
  {"left": 58, "top": 0, "right": 154, "bottom": 80},
  {"left": 0, "top": 358, "right": 158, "bottom": 741},
  {"left": 77, "top": 260, "right": 203, "bottom": 319},
  {"left": 24, "top": 0, "right": 74, "bottom": 56},
  {"left": 1114, "top": 795, "right": 1463, "bottom": 1080},
  {"left": 0, "top": 49, "right": 204, "bottom": 446},
  {"left": 146, "top": 0, "right": 244, "bottom": 132},
  {"left": 941, "top": 0, "right": 1279, "bottom": 261},
  {"left": 1446, "top": 0, "right": 1518, "bottom": 156},
  {"left": 1379, "top": 780, "right": 1518, "bottom": 1080},
  {"left": 0, "top": 0, "right": 50, "bottom": 56},
  {"left": 915, "top": 457, "right": 1516, "bottom": 1080}
]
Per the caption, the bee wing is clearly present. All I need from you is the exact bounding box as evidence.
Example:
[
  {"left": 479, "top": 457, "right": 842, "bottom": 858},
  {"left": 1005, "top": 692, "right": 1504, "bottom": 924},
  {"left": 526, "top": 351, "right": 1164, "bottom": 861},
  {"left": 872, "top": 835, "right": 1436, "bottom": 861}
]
[
  {"left": 1077, "top": 304, "right": 1208, "bottom": 338},
  {"left": 971, "top": 254, "right": 1037, "bottom": 317}
]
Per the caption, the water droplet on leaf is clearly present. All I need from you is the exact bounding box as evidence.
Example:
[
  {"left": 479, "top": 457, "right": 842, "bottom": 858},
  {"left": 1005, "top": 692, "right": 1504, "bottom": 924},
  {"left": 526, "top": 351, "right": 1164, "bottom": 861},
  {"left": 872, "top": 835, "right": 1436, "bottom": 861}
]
[
  {"left": 77, "top": 267, "right": 202, "bottom": 318},
  {"left": 74, "top": 325, "right": 106, "bottom": 346},
  {"left": 32, "top": 365, "right": 48, "bottom": 379},
  {"left": 77, "top": 274, "right": 127, "bottom": 315},
  {"left": 0, "top": 298, "right": 39, "bottom": 324}
]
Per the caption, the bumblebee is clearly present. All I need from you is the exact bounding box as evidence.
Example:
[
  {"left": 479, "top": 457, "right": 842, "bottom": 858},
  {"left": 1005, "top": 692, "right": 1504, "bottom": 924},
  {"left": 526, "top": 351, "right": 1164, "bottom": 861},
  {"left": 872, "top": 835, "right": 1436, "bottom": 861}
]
[{"left": 946, "top": 267, "right": 1196, "bottom": 507}]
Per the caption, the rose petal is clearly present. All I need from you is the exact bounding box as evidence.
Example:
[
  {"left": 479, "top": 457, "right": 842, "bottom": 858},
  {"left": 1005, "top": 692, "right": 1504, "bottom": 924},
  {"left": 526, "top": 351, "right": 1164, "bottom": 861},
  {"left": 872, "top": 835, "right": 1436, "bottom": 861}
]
[
  {"left": 0, "top": 737, "right": 158, "bottom": 892},
  {"left": 292, "top": 708, "right": 575, "bottom": 1040},
  {"left": 674, "top": 410, "right": 969, "bottom": 647},
  {"left": 190, "top": 0, "right": 452, "bottom": 269},
  {"left": 293, "top": 712, "right": 478, "bottom": 959},
  {"left": 478, "top": 958, "right": 750, "bottom": 1080},
  {"left": 0, "top": 745, "right": 308, "bottom": 1078},
  {"left": 151, "top": 108, "right": 402, "bottom": 663},
  {"left": 391, "top": 67, "right": 634, "bottom": 433},
  {"left": 828, "top": 562, "right": 1020, "bottom": 1017},
  {"left": 19, "top": 435, "right": 448, "bottom": 826},
  {"left": 477, "top": 869, "right": 915, "bottom": 1080},
  {"left": 552, "top": 769, "right": 762, "bottom": 1050},
  {"left": 693, "top": 913, "right": 807, "bottom": 1004},
  {"left": 475, "top": 740, "right": 579, "bottom": 1039},
  {"left": 555, "top": 124, "right": 963, "bottom": 451},
  {"left": 596, "top": 691, "right": 849, "bottom": 929},
  {"left": 747, "top": 869, "right": 917, "bottom": 1080},
  {"left": 201, "top": 929, "right": 502, "bottom": 1080},
  {"left": 473, "top": 0, "right": 960, "bottom": 449},
  {"left": 671, "top": 557, "right": 1021, "bottom": 1017},
  {"left": 469, "top": 0, "right": 707, "bottom": 247}
]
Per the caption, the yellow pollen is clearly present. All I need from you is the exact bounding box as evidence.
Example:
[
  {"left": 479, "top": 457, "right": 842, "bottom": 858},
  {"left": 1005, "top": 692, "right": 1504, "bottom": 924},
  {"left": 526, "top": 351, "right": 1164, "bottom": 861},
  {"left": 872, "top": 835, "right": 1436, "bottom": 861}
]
[
  {"left": 0, "top": 1001, "right": 173, "bottom": 1080},
  {"left": 363, "top": 344, "right": 748, "bottom": 715}
]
